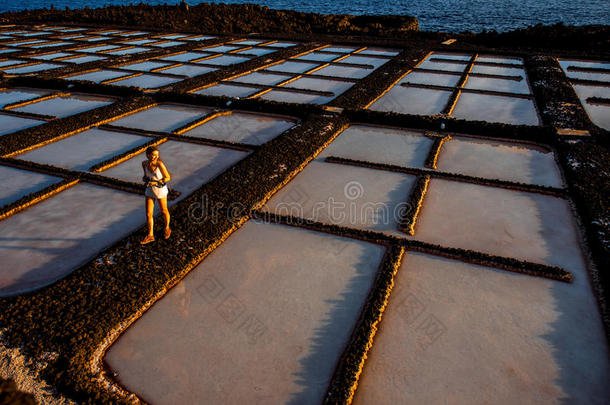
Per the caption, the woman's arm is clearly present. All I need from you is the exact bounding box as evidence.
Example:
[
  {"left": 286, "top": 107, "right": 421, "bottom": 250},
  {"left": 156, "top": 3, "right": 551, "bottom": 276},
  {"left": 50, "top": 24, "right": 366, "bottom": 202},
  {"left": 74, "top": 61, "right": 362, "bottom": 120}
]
[
  {"left": 158, "top": 161, "right": 171, "bottom": 183},
  {"left": 141, "top": 161, "right": 150, "bottom": 183}
]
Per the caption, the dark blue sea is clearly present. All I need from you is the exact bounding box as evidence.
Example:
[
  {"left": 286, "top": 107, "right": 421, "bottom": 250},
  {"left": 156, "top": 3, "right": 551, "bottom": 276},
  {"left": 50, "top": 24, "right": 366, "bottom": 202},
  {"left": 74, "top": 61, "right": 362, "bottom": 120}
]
[{"left": 1, "top": 0, "right": 609, "bottom": 33}]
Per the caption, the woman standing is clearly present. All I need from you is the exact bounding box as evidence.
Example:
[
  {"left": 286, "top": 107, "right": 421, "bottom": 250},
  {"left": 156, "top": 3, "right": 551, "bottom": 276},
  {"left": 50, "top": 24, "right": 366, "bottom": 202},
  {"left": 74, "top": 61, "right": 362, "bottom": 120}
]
[{"left": 140, "top": 146, "right": 171, "bottom": 244}]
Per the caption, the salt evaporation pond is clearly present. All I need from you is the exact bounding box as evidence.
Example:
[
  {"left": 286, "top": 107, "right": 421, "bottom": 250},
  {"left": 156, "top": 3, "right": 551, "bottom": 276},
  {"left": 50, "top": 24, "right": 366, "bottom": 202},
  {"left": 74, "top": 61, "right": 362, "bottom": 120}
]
[
  {"left": 11, "top": 94, "right": 113, "bottom": 118},
  {"left": 353, "top": 253, "right": 610, "bottom": 405},
  {"left": 436, "top": 136, "right": 564, "bottom": 187},
  {"left": 401, "top": 71, "right": 461, "bottom": 87},
  {"left": 293, "top": 51, "right": 342, "bottom": 62},
  {"left": 0, "top": 88, "right": 49, "bottom": 107},
  {"left": 198, "top": 54, "right": 251, "bottom": 66},
  {"left": 100, "top": 140, "right": 248, "bottom": 203},
  {"left": 15, "top": 128, "right": 151, "bottom": 171},
  {"left": 0, "top": 113, "right": 45, "bottom": 135},
  {"left": 193, "top": 83, "right": 260, "bottom": 98},
  {"left": 266, "top": 61, "right": 320, "bottom": 74},
  {"left": 65, "top": 69, "right": 130, "bottom": 83},
  {"left": 120, "top": 60, "right": 171, "bottom": 72},
  {"left": 312, "top": 64, "right": 373, "bottom": 79},
  {"left": 463, "top": 75, "right": 530, "bottom": 95},
  {"left": 369, "top": 86, "right": 451, "bottom": 115},
  {"left": 260, "top": 89, "right": 332, "bottom": 105},
  {"left": 109, "top": 104, "right": 210, "bottom": 133},
  {"left": 571, "top": 84, "right": 610, "bottom": 130},
  {"left": 414, "top": 179, "right": 587, "bottom": 273},
  {"left": 156, "top": 51, "right": 211, "bottom": 62},
  {"left": 156, "top": 64, "right": 217, "bottom": 77},
  {"left": 0, "top": 183, "right": 143, "bottom": 296},
  {"left": 261, "top": 160, "right": 416, "bottom": 234},
  {"left": 231, "top": 71, "right": 293, "bottom": 86},
  {"left": 282, "top": 77, "right": 354, "bottom": 95},
  {"left": 64, "top": 55, "right": 107, "bottom": 64},
  {"left": 105, "top": 220, "right": 385, "bottom": 404},
  {"left": 0, "top": 165, "right": 63, "bottom": 207},
  {"left": 317, "top": 124, "right": 434, "bottom": 169},
  {"left": 451, "top": 93, "right": 540, "bottom": 126},
  {"left": 109, "top": 74, "right": 182, "bottom": 89},
  {"left": 181, "top": 112, "right": 296, "bottom": 145}
]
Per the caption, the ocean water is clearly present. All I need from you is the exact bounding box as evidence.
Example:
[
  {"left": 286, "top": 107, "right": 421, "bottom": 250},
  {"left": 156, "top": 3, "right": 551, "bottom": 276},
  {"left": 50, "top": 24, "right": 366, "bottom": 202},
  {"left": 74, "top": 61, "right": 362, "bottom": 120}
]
[{"left": 1, "top": 0, "right": 608, "bottom": 33}]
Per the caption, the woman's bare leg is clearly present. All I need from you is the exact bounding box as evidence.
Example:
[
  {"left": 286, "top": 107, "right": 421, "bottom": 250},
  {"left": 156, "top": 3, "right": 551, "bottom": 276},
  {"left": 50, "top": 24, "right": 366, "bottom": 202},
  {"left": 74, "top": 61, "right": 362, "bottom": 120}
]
[
  {"left": 159, "top": 197, "right": 170, "bottom": 232},
  {"left": 145, "top": 197, "right": 155, "bottom": 236}
]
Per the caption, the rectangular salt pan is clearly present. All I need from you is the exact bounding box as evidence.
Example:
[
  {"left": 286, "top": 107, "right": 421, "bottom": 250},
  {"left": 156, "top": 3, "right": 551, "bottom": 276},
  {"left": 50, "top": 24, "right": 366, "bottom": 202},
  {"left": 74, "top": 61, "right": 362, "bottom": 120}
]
[
  {"left": 259, "top": 89, "right": 333, "bottom": 105},
  {"left": 401, "top": 71, "right": 461, "bottom": 87},
  {"left": 150, "top": 41, "right": 186, "bottom": 48},
  {"left": 265, "top": 61, "right": 320, "bottom": 74},
  {"left": 104, "top": 220, "right": 385, "bottom": 404},
  {"left": 414, "top": 179, "right": 587, "bottom": 272},
  {"left": 558, "top": 59, "right": 610, "bottom": 72},
  {"left": 157, "top": 64, "right": 217, "bottom": 77},
  {"left": 476, "top": 55, "right": 523, "bottom": 65},
  {"left": 0, "top": 183, "right": 144, "bottom": 296},
  {"left": 463, "top": 75, "right": 531, "bottom": 95},
  {"left": 313, "top": 65, "right": 373, "bottom": 79},
  {"left": 353, "top": 252, "right": 610, "bottom": 405},
  {"left": 183, "top": 35, "right": 215, "bottom": 41},
  {"left": 4, "top": 63, "right": 63, "bottom": 74},
  {"left": 293, "top": 52, "right": 342, "bottom": 62},
  {"left": 322, "top": 46, "right": 358, "bottom": 53},
  {"left": 429, "top": 52, "right": 472, "bottom": 61},
  {"left": 156, "top": 34, "right": 190, "bottom": 40},
  {"left": 470, "top": 64, "right": 526, "bottom": 78},
  {"left": 63, "top": 55, "right": 107, "bottom": 64},
  {"left": 16, "top": 128, "right": 151, "bottom": 171},
  {"left": 105, "top": 47, "right": 152, "bottom": 56},
  {"left": 157, "top": 52, "right": 211, "bottom": 62},
  {"left": 0, "top": 88, "right": 50, "bottom": 107},
  {"left": 0, "top": 165, "right": 63, "bottom": 207},
  {"left": 339, "top": 55, "right": 390, "bottom": 69},
  {"left": 66, "top": 70, "right": 129, "bottom": 83},
  {"left": 109, "top": 74, "right": 182, "bottom": 89},
  {"left": 358, "top": 48, "right": 400, "bottom": 57},
  {"left": 78, "top": 44, "right": 121, "bottom": 53},
  {"left": 30, "top": 52, "right": 72, "bottom": 60},
  {"left": 264, "top": 41, "right": 298, "bottom": 48},
  {"left": 451, "top": 93, "right": 540, "bottom": 126},
  {"left": 564, "top": 70, "right": 610, "bottom": 83},
  {"left": 200, "top": 45, "right": 241, "bottom": 53},
  {"left": 193, "top": 83, "right": 261, "bottom": 98},
  {"left": 0, "top": 113, "right": 45, "bottom": 135},
  {"left": 436, "top": 136, "right": 564, "bottom": 187},
  {"left": 231, "top": 71, "right": 293, "bottom": 86},
  {"left": 231, "top": 39, "right": 266, "bottom": 46},
  {"left": 11, "top": 94, "right": 113, "bottom": 118},
  {"left": 235, "top": 48, "right": 275, "bottom": 57},
  {"left": 122, "top": 39, "right": 158, "bottom": 45},
  {"left": 182, "top": 112, "right": 296, "bottom": 145},
  {"left": 28, "top": 42, "right": 73, "bottom": 48},
  {"left": 121, "top": 61, "right": 172, "bottom": 72},
  {"left": 198, "top": 55, "right": 251, "bottom": 66},
  {"left": 416, "top": 59, "right": 467, "bottom": 73},
  {"left": 110, "top": 104, "right": 209, "bottom": 133},
  {"left": 571, "top": 84, "right": 610, "bottom": 130},
  {"left": 318, "top": 125, "right": 434, "bottom": 169},
  {"left": 0, "top": 60, "right": 23, "bottom": 68},
  {"left": 261, "top": 160, "right": 416, "bottom": 234},
  {"left": 369, "top": 86, "right": 451, "bottom": 115},
  {"left": 282, "top": 77, "right": 354, "bottom": 96}
]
